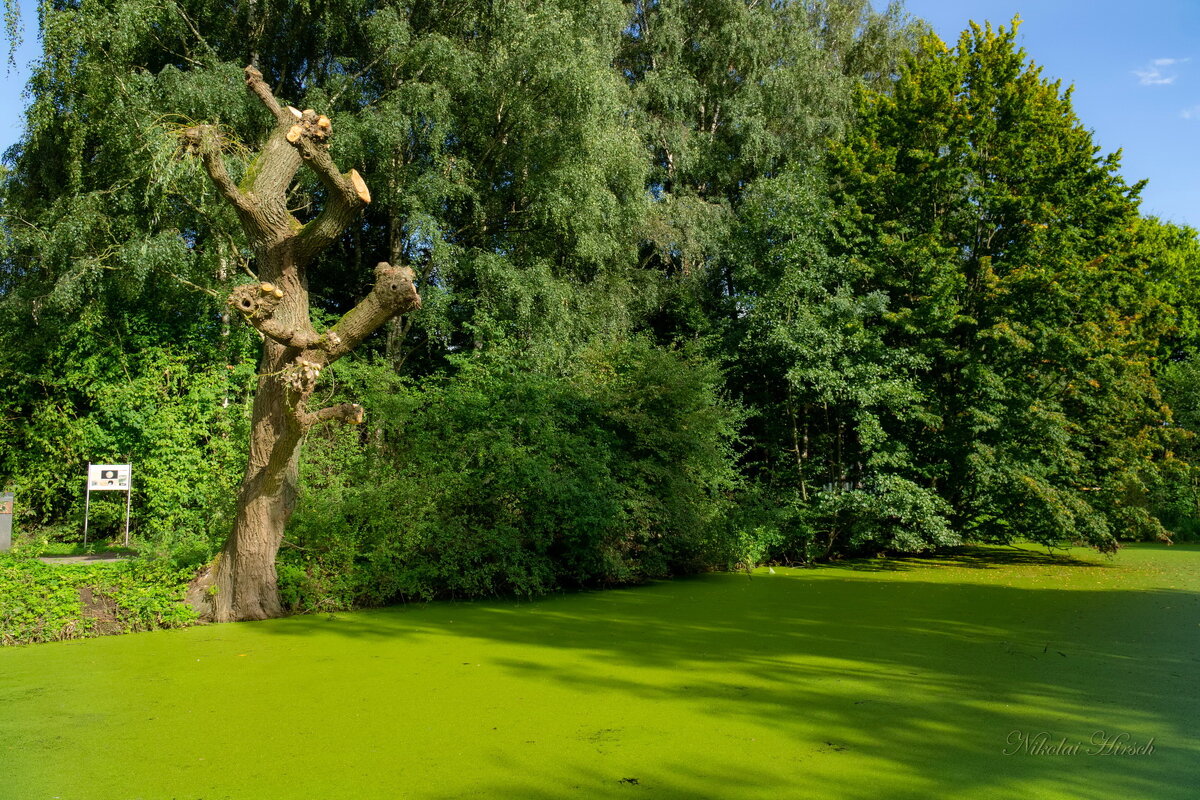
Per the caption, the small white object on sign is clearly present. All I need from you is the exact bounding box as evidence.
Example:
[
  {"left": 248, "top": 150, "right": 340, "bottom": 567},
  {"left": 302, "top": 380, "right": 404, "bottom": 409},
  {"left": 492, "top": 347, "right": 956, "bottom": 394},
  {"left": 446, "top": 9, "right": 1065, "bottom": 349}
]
[{"left": 88, "top": 464, "right": 131, "bottom": 491}]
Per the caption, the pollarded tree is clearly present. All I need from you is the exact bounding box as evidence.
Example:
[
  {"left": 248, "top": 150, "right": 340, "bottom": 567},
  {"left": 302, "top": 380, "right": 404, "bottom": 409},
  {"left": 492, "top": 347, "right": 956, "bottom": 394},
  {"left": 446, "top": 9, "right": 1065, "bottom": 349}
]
[{"left": 182, "top": 67, "right": 420, "bottom": 621}]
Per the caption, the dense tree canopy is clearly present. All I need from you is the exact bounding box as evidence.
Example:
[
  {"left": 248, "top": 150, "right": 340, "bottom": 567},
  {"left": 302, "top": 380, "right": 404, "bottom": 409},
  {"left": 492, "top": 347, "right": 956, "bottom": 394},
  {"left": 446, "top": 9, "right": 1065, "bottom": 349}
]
[
  {"left": 823, "top": 21, "right": 1173, "bottom": 553},
  {"left": 2, "top": 3, "right": 1198, "bottom": 614}
]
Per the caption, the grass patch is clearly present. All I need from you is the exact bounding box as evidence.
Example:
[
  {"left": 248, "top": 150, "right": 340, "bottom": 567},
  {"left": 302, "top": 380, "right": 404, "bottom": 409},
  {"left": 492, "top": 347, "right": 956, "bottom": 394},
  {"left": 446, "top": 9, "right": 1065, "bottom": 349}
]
[{"left": 0, "top": 543, "right": 1196, "bottom": 798}]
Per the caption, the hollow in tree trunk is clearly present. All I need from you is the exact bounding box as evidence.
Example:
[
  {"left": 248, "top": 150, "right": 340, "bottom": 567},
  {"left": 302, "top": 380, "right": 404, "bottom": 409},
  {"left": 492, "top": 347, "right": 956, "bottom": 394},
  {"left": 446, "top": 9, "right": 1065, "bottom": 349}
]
[{"left": 183, "top": 67, "right": 421, "bottom": 622}]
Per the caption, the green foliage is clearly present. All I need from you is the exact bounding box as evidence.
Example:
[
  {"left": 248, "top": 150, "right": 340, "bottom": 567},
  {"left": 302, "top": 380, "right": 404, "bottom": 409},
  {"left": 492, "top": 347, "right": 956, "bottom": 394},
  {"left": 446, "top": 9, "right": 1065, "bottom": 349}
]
[
  {"left": 0, "top": 554, "right": 197, "bottom": 645},
  {"left": 3, "top": 0, "right": 1199, "bottom": 604},
  {"left": 0, "top": 0, "right": 650, "bottom": 559},
  {"left": 277, "top": 338, "right": 741, "bottom": 611},
  {"left": 1135, "top": 219, "right": 1200, "bottom": 358},
  {"left": 0, "top": 344, "right": 252, "bottom": 563},
  {"left": 1152, "top": 356, "right": 1200, "bottom": 541},
  {"left": 818, "top": 20, "right": 1173, "bottom": 552},
  {"left": 625, "top": 0, "right": 920, "bottom": 333},
  {"left": 725, "top": 165, "right": 955, "bottom": 561}
]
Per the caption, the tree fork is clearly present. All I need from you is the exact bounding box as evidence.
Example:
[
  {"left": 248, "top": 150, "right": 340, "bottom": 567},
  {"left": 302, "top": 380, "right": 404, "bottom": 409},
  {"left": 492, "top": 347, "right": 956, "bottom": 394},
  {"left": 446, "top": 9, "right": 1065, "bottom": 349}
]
[{"left": 184, "top": 66, "right": 420, "bottom": 622}]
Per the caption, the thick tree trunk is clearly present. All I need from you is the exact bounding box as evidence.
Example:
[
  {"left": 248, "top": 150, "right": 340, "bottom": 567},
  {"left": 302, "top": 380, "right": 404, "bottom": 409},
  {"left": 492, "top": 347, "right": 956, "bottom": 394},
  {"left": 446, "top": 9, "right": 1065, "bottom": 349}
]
[
  {"left": 183, "top": 66, "right": 420, "bottom": 622},
  {"left": 189, "top": 343, "right": 302, "bottom": 621}
]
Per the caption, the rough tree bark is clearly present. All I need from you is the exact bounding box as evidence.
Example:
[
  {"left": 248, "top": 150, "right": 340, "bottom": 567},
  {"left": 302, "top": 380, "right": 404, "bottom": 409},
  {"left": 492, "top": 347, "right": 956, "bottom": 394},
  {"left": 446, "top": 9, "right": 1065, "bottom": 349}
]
[{"left": 183, "top": 66, "right": 421, "bottom": 622}]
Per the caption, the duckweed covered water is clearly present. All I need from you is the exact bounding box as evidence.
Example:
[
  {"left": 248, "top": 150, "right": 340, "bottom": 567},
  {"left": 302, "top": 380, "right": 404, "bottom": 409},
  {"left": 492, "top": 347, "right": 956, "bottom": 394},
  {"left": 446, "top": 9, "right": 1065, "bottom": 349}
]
[{"left": 1, "top": 544, "right": 1197, "bottom": 799}]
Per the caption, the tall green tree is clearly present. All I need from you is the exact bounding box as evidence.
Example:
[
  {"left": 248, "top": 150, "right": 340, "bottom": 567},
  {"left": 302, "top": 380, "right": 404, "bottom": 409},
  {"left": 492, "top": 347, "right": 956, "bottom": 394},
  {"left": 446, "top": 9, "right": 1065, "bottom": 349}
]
[
  {"left": 1136, "top": 218, "right": 1200, "bottom": 538},
  {"left": 731, "top": 167, "right": 954, "bottom": 560},
  {"left": 619, "top": 0, "right": 919, "bottom": 336},
  {"left": 823, "top": 19, "right": 1172, "bottom": 550}
]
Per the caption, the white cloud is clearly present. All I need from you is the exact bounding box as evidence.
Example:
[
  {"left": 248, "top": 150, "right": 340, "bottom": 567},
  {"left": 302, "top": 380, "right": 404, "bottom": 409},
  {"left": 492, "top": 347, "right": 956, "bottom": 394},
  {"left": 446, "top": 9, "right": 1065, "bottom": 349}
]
[
  {"left": 1135, "top": 57, "right": 1189, "bottom": 86},
  {"left": 1136, "top": 67, "right": 1176, "bottom": 85},
  {"left": 1182, "top": 106, "right": 1200, "bottom": 120}
]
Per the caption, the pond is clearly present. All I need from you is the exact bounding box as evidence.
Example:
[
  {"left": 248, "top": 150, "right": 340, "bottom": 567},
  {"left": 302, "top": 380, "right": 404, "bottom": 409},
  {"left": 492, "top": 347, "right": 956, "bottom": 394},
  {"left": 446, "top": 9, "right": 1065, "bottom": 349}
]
[{"left": 1, "top": 544, "right": 1197, "bottom": 798}]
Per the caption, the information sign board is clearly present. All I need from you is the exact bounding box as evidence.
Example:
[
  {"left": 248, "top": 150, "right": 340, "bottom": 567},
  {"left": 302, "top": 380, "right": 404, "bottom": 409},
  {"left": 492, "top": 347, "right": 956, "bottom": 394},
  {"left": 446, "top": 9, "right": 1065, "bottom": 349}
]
[
  {"left": 84, "top": 463, "right": 133, "bottom": 545},
  {"left": 88, "top": 464, "right": 131, "bottom": 491}
]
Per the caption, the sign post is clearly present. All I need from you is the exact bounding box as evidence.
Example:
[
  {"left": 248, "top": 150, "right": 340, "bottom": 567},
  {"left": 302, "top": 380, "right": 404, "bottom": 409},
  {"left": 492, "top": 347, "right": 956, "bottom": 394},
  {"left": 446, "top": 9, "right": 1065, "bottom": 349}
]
[
  {"left": 84, "top": 464, "right": 132, "bottom": 546},
  {"left": 0, "top": 492, "right": 13, "bottom": 552}
]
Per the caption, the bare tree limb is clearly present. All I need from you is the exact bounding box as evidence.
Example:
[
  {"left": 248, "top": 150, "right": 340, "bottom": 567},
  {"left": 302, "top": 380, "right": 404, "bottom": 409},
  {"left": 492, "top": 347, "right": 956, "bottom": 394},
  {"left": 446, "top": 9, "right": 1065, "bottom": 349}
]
[
  {"left": 184, "top": 126, "right": 254, "bottom": 215},
  {"left": 295, "top": 164, "right": 371, "bottom": 262},
  {"left": 243, "top": 65, "right": 296, "bottom": 128},
  {"left": 240, "top": 66, "right": 371, "bottom": 263},
  {"left": 258, "top": 319, "right": 322, "bottom": 349},
  {"left": 166, "top": 270, "right": 220, "bottom": 298},
  {"left": 169, "top": 0, "right": 219, "bottom": 62},
  {"left": 290, "top": 119, "right": 371, "bottom": 261},
  {"left": 298, "top": 402, "right": 365, "bottom": 428},
  {"left": 328, "top": 46, "right": 398, "bottom": 107},
  {"left": 325, "top": 262, "right": 422, "bottom": 362}
]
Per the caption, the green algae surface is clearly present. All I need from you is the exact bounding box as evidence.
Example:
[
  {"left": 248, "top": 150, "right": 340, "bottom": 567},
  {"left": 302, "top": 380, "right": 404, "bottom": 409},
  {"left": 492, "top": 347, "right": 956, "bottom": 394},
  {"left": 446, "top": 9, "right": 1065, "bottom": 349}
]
[{"left": 1, "top": 544, "right": 1197, "bottom": 799}]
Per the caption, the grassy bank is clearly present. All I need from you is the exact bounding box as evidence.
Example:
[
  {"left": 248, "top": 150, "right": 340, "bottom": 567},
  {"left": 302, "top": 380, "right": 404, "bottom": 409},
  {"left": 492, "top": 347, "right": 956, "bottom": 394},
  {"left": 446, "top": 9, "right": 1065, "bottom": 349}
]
[{"left": 0, "top": 544, "right": 1196, "bottom": 798}]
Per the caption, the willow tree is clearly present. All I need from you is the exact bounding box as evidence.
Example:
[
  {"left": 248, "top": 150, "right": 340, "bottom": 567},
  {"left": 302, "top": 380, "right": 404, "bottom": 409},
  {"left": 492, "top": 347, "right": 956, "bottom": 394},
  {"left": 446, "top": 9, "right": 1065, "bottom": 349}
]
[{"left": 182, "top": 67, "right": 420, "bottom": 621}]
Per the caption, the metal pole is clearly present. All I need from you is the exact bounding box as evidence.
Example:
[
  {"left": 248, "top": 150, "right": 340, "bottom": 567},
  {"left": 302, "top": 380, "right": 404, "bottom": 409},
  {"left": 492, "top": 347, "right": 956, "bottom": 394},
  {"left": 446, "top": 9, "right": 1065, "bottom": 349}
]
[
  {"left": 123, "top": 481, "right": 132, "bottom": 546},
  {"left": 83, "top": 483, "right": 92, "bottom": 546}
]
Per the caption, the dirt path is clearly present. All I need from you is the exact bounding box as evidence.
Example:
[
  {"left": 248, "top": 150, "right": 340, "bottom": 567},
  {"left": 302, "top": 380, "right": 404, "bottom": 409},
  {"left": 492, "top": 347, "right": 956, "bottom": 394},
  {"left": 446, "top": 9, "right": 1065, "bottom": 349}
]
[{"left": 37, "top": 553, "right": 132, "bottom": 565}]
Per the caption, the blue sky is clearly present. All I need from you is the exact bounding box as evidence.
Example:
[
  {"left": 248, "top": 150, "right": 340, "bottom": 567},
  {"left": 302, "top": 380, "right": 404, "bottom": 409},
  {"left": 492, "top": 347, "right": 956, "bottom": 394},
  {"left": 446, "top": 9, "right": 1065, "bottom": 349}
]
[
  {"left": 896, "top": 0, "right": 1198, "bottom": 229},
  {"left": 0, "top": 0, "right": 1196, "bottom": 228},
  {"left": 0, "top": 0, "right": 39, "bottom": 159}
]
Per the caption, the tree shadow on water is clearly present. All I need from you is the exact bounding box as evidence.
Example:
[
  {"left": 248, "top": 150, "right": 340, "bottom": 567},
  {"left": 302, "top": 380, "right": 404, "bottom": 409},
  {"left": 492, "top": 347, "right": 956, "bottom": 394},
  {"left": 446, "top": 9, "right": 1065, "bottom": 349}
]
[{"left": 839, "top": 544, "right": 1109, "bottom": 572}]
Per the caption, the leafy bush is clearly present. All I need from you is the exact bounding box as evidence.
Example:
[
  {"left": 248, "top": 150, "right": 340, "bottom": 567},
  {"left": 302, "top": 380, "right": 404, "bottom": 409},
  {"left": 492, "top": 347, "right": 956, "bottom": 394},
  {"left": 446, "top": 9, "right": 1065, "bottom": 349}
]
[
  {"left": 278, "top": 338, "right": 742, "bottom": 611},
  {"left": 0, "top": 554, "right": 197, "bottom": 645}
]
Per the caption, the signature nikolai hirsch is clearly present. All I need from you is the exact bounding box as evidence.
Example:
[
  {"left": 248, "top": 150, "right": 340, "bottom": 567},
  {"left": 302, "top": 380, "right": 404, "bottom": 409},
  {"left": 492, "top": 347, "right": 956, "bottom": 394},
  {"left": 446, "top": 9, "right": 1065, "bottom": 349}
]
[{"left": 1004, "top": 730, "right": 1156, "bottom": 756}]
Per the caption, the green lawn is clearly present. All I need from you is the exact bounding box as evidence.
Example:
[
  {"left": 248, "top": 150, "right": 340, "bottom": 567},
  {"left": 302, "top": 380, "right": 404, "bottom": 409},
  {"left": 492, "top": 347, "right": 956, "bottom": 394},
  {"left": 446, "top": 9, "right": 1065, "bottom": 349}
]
[{"left": 1, "top": 544, "right": 1197, "bottom": 799}]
